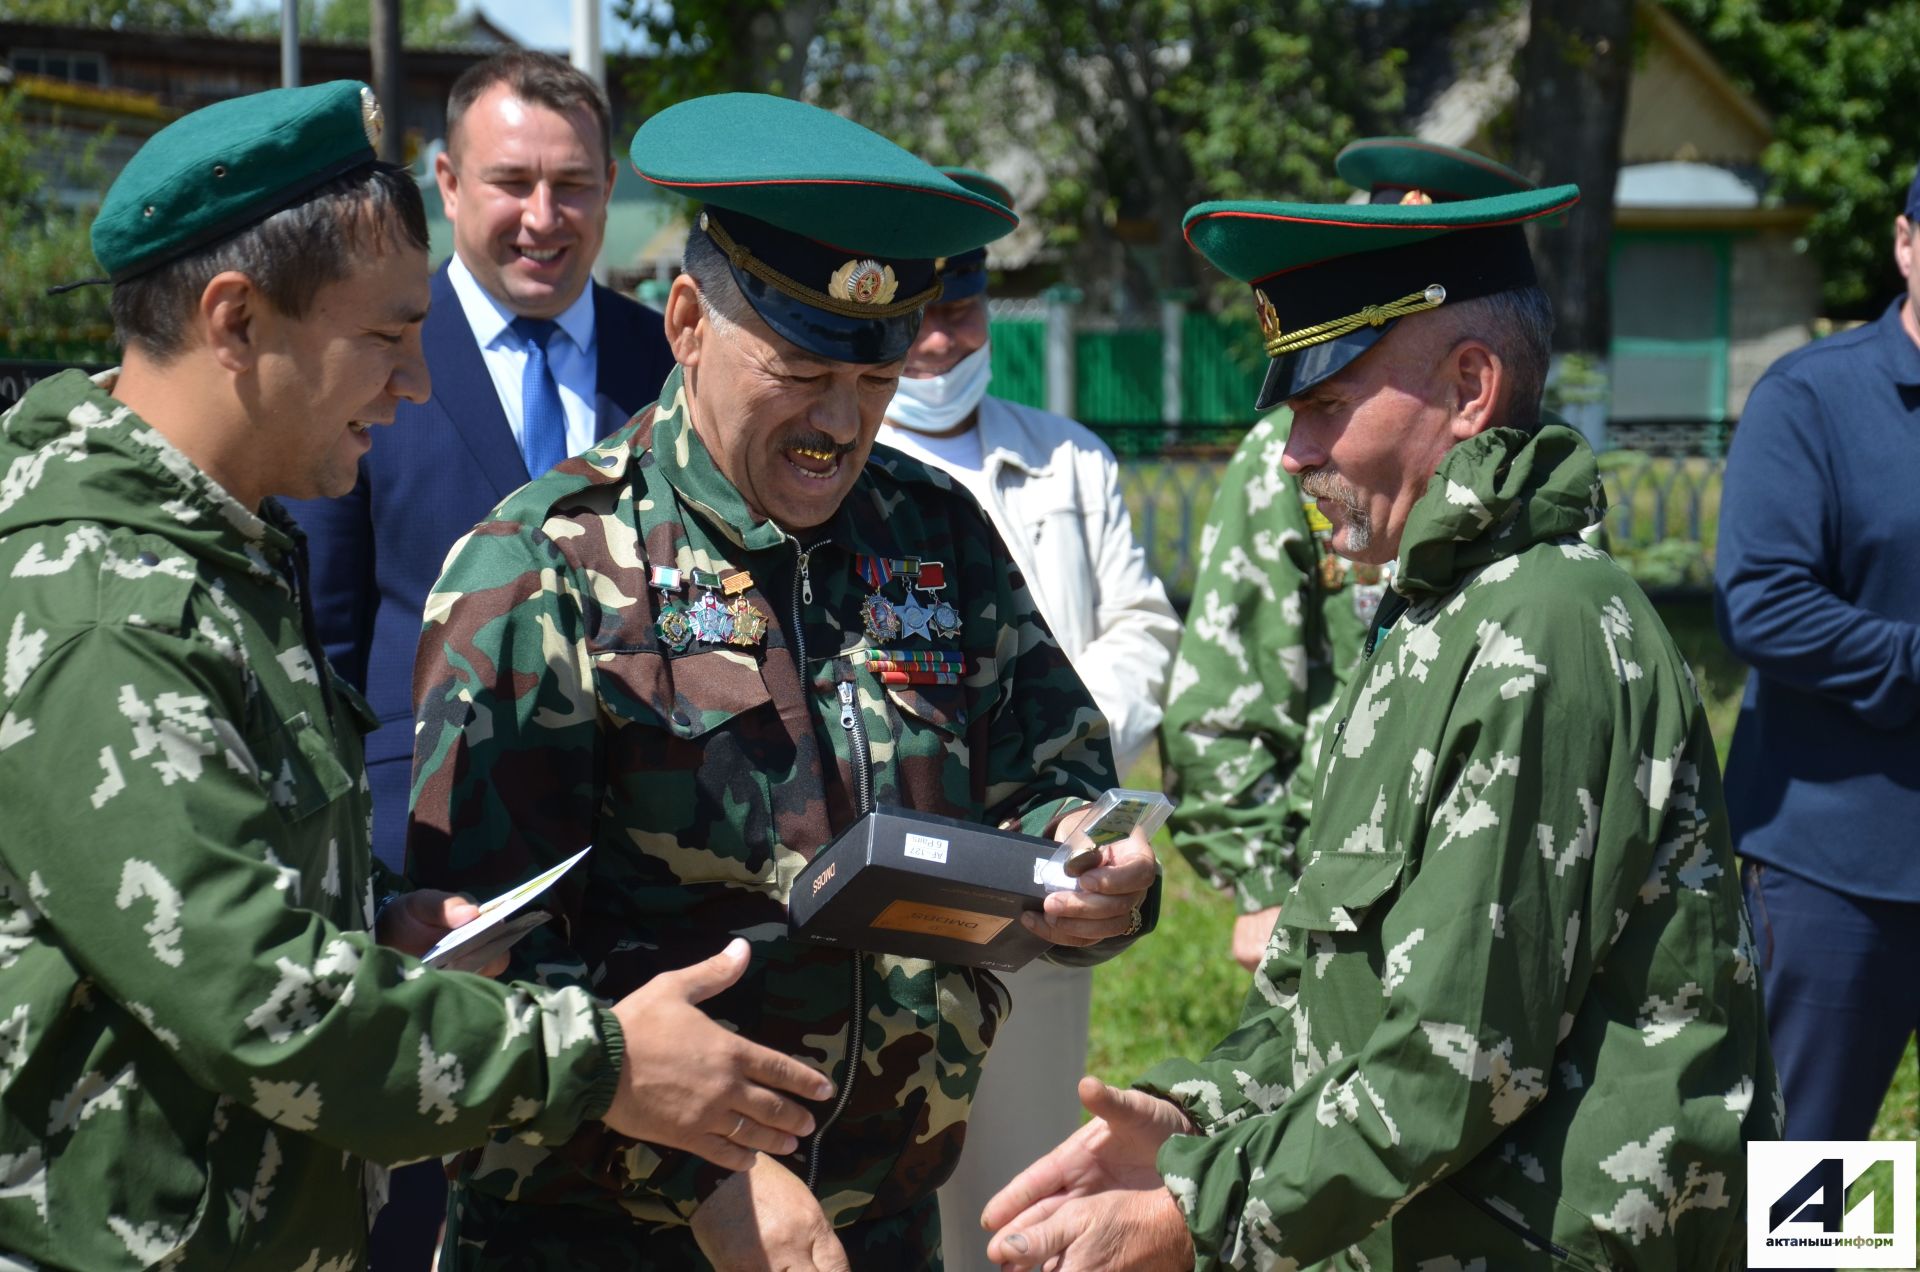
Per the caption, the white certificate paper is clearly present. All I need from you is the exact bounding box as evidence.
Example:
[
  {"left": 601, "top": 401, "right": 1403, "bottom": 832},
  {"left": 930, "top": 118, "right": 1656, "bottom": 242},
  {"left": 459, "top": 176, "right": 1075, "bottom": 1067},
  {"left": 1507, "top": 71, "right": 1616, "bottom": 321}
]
[{"left": 421, "top": 846, "right": 592, "bottom": 970}]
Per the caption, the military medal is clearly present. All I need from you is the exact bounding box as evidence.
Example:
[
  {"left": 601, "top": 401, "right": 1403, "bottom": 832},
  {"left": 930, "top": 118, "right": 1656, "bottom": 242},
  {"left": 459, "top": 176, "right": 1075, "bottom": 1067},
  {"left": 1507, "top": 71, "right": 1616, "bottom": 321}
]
[
  {"left": 651, "top": 564, "right": 693, "bottom": 653},
  {"left": 1318, "top": 553, "right": 1347, "bottom": 592},
  {"left": 855, "top": 555, "right": 905, "bottom": 642},
  {"left": 690, "top": 570, "right": 734, "bottom": 644},
  {"left": 915, "top": 561, "right": 961, "bottom": 639},
  {"left": 897, "top": 589, "right": 935, "bottom": 640},
  {"left": 717, "top": 571, "right": 766, "bottom": 647}
]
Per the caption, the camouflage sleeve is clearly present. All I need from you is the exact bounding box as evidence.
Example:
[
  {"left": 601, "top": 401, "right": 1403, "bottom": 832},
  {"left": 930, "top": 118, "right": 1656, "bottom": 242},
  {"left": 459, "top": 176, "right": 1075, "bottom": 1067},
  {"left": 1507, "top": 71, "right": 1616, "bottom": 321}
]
[
  {"left": 1139, "top": 620, "right": 1650, "bottom": 1268},
  {"left": 1160, "top": 419, "right": 1318, "bottom": 912},
  {"left": 0, "top": 621, "right": 622, "bottom": 1163},
  {"left": 406, "top": 518, "right": 600, "bottom": 995}
]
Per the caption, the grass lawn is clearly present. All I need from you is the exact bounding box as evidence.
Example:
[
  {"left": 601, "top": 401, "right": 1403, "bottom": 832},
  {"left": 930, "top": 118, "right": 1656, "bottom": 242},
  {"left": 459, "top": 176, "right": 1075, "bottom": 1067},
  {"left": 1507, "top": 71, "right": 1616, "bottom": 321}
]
[{"left": 1087, "top": 599, "right": 1919, "bottom": 1262}]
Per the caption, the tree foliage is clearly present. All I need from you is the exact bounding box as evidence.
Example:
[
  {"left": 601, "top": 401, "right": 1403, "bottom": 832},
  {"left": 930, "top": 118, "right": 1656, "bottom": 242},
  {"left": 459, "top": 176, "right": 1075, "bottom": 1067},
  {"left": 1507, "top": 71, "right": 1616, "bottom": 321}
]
[
  {"left": 614, "top": 0, "right": 828, "bottom": 106},
  {"left": 802, "top": 0, "right": 1483, "bottom": 318},
  {"left": 1665, "top": 0, "right": 1920, "bottom": 315},
  {"left": 2, "top": 0, "right": 224, "bottom": 29},
  {"left": 0, "top": 90, "right": 117, "bottom": 360}
]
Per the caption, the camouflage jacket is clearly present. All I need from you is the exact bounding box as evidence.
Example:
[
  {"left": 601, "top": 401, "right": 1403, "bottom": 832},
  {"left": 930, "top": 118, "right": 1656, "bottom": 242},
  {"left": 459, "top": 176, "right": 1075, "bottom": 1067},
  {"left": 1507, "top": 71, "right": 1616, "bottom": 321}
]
[
  {"left": 0, "top": 372, "right": 623, "bottom": 1271},
  {"left": 408, "top": 367, "right": 1124, "bottom": 1238},
  {"left": 1140, "top": 424, "right": 1779, "bottom": 1270},
  {"left": 1161, "top": 414, "right": 1387, "bottom": 911}
]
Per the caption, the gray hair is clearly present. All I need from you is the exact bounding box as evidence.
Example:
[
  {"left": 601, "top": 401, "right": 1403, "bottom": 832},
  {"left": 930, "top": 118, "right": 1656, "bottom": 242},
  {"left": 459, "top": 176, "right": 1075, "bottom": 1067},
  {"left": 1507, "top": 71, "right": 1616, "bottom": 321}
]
[
  {"left": 1437, "top": 285, "right": 1554, "bottom": 428},
  {"left": 679, "top": 225, "right": 757, "bottom": 335}
]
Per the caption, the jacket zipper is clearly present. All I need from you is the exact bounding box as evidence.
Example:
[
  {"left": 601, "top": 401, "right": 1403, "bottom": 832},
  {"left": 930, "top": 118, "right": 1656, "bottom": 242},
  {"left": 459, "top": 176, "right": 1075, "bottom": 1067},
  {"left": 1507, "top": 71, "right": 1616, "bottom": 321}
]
[
  {"left": 805, "top": 953, "right": 865, "bottom": 1193},
  {"left": 808, "top": 672, "right": 873, "bottom": 1193},
  {"left": 786, "top": 535, "right": 868, "bottom": 1197}
]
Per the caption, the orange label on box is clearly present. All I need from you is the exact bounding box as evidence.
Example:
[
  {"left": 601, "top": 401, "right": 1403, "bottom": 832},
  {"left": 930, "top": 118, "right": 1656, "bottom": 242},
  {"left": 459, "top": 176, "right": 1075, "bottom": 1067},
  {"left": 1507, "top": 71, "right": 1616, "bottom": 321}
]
[{"left": 871, "top": 899, "right": 1013, "bottom": 945}]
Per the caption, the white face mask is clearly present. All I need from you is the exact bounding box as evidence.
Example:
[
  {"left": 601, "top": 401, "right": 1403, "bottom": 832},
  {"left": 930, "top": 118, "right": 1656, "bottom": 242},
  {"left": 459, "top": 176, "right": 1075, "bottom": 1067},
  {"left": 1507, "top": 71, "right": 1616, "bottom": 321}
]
[{"left": 886, "top": 340, "right": 993, "bottom": 434}]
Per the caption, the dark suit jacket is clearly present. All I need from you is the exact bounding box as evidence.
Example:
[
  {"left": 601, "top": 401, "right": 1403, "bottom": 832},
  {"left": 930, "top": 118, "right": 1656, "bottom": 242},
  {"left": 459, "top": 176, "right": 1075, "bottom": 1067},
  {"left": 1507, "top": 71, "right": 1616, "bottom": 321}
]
[{"left": 284, "top": 262, "right": 674, "bottom": 868}]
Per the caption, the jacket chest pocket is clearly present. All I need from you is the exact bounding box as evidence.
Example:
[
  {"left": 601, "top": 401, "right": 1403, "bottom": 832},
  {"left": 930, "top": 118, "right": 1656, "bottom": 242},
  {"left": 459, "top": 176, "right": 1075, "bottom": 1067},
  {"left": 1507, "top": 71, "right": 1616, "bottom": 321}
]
[
  {"left": 593, "top": 648, "right": 782, "bottom": 883},
  {"left": 1284, "top": 849, "right": 1408, "bottom": 934},
  {"left": 867, "top": 677, "right": 974, "bottom": 811},
  {"left": 257, "top": 708, "right": 355, "bottom": 824}
]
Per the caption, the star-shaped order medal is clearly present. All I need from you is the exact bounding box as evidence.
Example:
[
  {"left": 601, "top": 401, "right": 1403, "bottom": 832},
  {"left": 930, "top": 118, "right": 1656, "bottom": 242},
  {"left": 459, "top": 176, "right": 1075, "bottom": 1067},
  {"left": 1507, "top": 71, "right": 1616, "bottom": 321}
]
[
  {"left": 689, "top": 570, "right": 733, "bottom": 644},
  {"left": 897, "top": 589, "right": 935, "bottom": 640},
  {"left": 916, "top": 561, "right": 961, "bottom": 639}
]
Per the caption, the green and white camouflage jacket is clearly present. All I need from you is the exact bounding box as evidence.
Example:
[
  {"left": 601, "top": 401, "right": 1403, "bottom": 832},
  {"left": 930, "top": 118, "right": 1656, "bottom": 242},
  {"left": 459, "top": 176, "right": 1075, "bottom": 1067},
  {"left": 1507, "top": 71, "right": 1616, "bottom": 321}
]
[
  {"left": 0, "top": 372, "right": 623, "bottom": 1271},
  {"left": 409, "top": 368, "right": 1128, "bottom": 1248},
  {"left": 1161, "top": 414, "right": 1383, "bottom": 911},
  {"left": 1140, "top": 423, "right": 1779, "bottom": 1270}
]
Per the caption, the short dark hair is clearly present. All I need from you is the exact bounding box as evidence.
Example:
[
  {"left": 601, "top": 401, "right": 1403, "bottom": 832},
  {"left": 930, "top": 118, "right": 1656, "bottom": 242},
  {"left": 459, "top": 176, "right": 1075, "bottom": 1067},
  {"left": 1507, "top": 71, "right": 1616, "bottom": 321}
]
[
  {"left": 447, "top": 50, "right": 612, "bottom": 169},
  {"left": 109, "top": 163, "right": 427, "bottom": 362}
]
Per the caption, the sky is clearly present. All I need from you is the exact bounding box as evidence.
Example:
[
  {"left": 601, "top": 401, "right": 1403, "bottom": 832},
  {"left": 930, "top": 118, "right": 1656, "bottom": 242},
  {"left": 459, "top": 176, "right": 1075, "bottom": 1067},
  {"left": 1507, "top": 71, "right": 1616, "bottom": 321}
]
[
  {"left": 224, "top": 1, "right": 647, "bottom": 53},
  {"left": 474, "top": 1, "right": 645, "bottom": 52}
]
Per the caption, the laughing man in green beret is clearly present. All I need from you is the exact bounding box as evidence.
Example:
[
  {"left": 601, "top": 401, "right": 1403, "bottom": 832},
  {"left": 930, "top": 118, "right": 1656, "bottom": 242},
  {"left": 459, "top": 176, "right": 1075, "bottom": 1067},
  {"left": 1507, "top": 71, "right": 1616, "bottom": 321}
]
[
  {"left": 985, "top": 186, "right": 1779, "bottom": 1269},
  {"left": 0, "top": 81, "right": 835, "bottom": 1271},
  {"left": 407, "top": 92, "right": 1161, "bottom": 1270}
]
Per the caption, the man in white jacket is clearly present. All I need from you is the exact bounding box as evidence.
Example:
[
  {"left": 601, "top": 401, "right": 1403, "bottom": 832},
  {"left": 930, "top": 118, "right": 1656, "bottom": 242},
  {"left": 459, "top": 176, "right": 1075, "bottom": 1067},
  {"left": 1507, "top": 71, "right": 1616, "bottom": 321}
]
[{"left": 873, "top": 166, "right": 1181, "bottom": 1272}]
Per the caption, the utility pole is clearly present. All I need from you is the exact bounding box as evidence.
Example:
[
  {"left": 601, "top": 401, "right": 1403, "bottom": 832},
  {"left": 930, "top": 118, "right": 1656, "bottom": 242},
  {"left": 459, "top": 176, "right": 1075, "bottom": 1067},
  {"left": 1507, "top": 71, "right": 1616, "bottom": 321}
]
[
  {"left": 280, "top": 0, "right": 299, "bottom": 88},
  {"left": 369, "top": 0, "right": 403, "bottom": 164},
  {"left": 572, "top": 0, "right": 604, "bottom": 88}
]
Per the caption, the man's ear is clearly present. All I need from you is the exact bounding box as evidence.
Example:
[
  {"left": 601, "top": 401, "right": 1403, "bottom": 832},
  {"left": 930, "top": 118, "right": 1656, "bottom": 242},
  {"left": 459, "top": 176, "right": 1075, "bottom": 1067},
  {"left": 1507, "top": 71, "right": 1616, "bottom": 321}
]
[
  {"left": 1448, "top": 339, "right": 1504, "bottom": 440},
  {"left": 1895, "top": 216, "right": 1915, "bottom": 283},
  {"left": 663, "top": 274, "right": 707, "bottom": 366},
  {"left": 199, "top": 270, "right": 261, "bottom": 375},
  {"left": 434, "top": 147, "right": 460, "bottom": 221}
]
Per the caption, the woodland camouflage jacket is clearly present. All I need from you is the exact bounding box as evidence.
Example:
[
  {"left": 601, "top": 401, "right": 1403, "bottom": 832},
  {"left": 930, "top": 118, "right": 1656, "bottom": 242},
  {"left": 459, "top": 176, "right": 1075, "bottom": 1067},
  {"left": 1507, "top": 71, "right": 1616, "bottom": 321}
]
[
  {"left": 1141, "top": 424, "right": 1779, "bottom": 1271},
  {"left": 409, "top": 367, "right": 1130, "bottom": 1242},
  {"left": 0, "top": 371, "right": 622, "bottom": 1272}
]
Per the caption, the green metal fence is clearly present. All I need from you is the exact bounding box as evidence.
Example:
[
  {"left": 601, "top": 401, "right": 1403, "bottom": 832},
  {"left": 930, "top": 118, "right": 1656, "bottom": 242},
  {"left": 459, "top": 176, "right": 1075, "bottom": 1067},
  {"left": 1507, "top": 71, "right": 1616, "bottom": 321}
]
[{"left": 985, "top": 312, "right": 1265, "bottom": 428}]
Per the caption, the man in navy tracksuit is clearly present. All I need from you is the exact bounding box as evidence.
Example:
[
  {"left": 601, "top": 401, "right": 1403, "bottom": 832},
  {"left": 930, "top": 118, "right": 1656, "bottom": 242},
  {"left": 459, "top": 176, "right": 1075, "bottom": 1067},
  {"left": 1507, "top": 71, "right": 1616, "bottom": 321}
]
[{"left": 1716, "top": 160, "right": 1920, "bottom": 1140}]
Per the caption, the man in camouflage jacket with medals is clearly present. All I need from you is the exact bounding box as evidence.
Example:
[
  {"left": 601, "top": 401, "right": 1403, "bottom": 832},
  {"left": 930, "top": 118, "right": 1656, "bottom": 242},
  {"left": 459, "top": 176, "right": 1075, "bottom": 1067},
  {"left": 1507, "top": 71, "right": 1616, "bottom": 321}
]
[
  {"left": 408, "top": 94, "right": 1162, "bottom": 1271},
  {"left": 0, "top": 83, "right": 834, "bottom": 1272},
  {"left": 985, "top": 182, "right": 1778, "bottom": 1270},
  {"left": 1164, "top": 139, "right": 1539, "bottom": 972}
]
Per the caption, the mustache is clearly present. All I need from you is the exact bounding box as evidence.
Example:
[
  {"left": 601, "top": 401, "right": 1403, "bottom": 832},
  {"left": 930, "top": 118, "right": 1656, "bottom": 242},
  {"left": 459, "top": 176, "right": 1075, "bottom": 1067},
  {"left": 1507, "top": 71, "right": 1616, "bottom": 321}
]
[
  {"left": 779, "top": 430, "right": 855, "bottom": 458},
  {"left": 1298, "top": 468, "right": 1360, "bottom": 507}
]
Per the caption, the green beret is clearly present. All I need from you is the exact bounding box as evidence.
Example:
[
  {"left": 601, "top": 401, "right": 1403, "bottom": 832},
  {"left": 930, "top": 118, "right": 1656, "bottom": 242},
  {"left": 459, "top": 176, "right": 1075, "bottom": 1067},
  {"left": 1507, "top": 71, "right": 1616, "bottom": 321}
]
[
  {"left": 93, "top": 80, "right": 384, "bottom": 282},
  {"left": 631, "top": 93, "right": 1015, "bottom": 362},
  {"left": 1184, "top": 185, "right": 1579, "bottom": 409},
  {"left": 1336, "top": 137, "right": 1535, "bottom": 204}
]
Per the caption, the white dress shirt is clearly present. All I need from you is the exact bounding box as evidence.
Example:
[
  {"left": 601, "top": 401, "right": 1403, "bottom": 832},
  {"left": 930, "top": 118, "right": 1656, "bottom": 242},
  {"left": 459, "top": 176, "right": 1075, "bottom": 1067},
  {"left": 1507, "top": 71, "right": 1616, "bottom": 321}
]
[
  {"left": 878, "top": 396, "right": 1181, "bottom": 774},
  {"left": 446, "top": 253, "right": 599, "bottom": 459}
]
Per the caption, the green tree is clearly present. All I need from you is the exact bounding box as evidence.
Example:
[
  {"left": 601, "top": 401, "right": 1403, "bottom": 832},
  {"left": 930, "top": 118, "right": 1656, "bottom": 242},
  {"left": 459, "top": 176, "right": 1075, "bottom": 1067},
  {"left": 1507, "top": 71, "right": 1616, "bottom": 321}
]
[
  {"left": 803, "top": 0, "right": 1455, "bottom": 317},
  {"left": 1, "top": 0, "right": 225, "bottom": 28},
  {"left": 614, "top": 0, "right": 829, "bottom": 106},
  {"left": 1665, "top": 0, "right": 1920, "bottom": 315},
  {"left": 0, "top": 90, "right": 118, "bottom": 361}
]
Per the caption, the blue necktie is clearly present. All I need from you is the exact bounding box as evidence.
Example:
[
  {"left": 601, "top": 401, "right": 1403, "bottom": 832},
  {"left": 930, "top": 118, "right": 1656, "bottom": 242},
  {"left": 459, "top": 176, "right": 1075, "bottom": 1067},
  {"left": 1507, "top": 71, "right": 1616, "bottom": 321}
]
[{"left": 512, "top": 316, "right": 569, "bottom": 479}]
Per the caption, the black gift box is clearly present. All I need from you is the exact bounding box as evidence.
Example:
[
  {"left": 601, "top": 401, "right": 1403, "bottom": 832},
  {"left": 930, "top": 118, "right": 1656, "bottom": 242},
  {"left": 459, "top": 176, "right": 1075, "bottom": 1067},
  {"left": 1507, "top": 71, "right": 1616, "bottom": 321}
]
[{"left": 788, "top": 805, "right": 1066, "bottom": 971}]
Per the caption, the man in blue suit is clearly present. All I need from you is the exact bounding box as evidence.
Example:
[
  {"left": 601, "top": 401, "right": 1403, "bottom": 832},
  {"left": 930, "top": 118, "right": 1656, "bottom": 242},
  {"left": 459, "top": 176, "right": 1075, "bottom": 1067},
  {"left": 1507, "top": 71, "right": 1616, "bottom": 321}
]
[
  {"left": 283, "top": 51, "right": 672, "bottom": 1269},
  {"left": 289, "top": 50, "right": 672, "bottom": 877}
]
